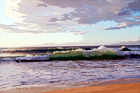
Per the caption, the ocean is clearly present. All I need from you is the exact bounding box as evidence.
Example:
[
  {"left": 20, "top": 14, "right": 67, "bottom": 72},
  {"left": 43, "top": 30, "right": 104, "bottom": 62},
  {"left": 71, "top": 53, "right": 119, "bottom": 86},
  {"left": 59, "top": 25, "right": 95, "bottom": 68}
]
[{"left": 0, "top": 45, "right": 140, "bottom": 89}]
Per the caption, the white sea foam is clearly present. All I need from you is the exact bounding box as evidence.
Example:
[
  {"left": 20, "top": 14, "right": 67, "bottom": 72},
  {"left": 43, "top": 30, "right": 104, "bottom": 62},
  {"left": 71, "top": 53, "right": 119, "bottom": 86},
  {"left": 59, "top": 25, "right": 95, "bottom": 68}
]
[
  {"left": 1, "top": 46, "right": 140, "bottom": 61},
  {"left": 15, "top": 54, "right": 50, "bottom": 61},
  {"left": 0, "top": 59, "right": 140, "bottom": 89},
  {"left": 83, "top": 46, "right": 117, "bottom": 57}
]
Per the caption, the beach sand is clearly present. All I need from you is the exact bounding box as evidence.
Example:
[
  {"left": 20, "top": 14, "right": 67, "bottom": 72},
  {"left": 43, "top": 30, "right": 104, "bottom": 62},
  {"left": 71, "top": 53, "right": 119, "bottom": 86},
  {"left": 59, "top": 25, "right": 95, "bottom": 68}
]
[
  {"left": 42, "top": 83, "right": 140, "bottom": 93},
  {"left": 0, "top": 79, "right": 140, "bottom": 93}
]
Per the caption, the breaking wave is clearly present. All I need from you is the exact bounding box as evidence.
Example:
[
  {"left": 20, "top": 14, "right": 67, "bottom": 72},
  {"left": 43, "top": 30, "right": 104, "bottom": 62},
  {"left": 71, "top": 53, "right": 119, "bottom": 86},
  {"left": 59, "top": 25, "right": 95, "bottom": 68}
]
[
  {"left": 1, "top": 46, "right": 140, "bottom": 61},
  {"left": 50, "top": 46, "right": 140, "bottom": 60}
]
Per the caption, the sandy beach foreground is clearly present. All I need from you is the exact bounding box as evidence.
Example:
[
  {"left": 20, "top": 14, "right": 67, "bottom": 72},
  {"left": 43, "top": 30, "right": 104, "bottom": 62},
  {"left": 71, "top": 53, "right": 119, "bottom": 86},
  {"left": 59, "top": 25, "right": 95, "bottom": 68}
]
[
  {"left": 0, "top": 79, "right": 140, "bottom": 93},
  {"left": 43, "top": 83, "right": 140, "bottom": 93}
]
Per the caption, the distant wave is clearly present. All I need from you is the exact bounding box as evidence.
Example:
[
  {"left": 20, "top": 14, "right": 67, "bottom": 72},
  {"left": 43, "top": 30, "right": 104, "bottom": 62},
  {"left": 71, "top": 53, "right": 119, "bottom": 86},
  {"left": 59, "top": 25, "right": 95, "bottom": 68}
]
[{"left": 1, "top": 46, "right": 140, "bottom": 62}]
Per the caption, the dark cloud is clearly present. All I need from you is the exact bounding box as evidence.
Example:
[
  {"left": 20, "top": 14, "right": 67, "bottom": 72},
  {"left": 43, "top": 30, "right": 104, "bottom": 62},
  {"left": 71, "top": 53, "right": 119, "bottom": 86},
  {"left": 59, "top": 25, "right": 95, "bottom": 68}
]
[
  {"left": 49, "top": 18, "right": 58, "bottom": 22},
  {"left": 37, "top": 3, "right": 47, "bottom": 7},
  {"left": 118, "top": 0, "right": 140, "bottom": 16},
  {"left": 127, "top": 0, "right": 140, "bottom": 10},
  {"left": 118, "top": 9, "right": 130, "bottom": 16},
  {"left": 105, "top": 21, "right": 140, "bottom": 30},
  {"left": 39, "top": 0, "right": 84, "bottom": 8},
  {"left": 39, "top": 0, "right": 140, "bottom": 29},
  {"left": 2, "top": 0, "right": 140, "bottom": 34},
  {"left": 60, "top": 14, "right": 73, "bottom": 21}
]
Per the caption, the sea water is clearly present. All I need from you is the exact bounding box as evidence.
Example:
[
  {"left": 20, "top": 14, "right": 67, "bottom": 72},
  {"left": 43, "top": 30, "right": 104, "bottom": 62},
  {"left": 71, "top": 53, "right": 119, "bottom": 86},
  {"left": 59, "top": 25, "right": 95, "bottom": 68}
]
[
  {"left": 0, "top": 59, "right": 140, "bottom": 89},
  {"left": 0, "top": 45, "right": 140, "bottom": 89}
]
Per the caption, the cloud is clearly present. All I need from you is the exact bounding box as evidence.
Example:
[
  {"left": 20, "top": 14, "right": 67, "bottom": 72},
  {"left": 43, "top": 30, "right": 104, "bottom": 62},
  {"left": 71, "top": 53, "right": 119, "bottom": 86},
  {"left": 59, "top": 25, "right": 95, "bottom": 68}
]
[
  {"left": 39, "top": 0, "right": 140, "bottom": 30},
  {"left": 70, "top": 31, "right": 88, "bottom": 35},
  {"left": 130, "top": 37, "right": 140, "bottom": 42},
  {"left": 4, "top": 0, "right": 77, "bottom": 33},
  {"left": 127, "top": 0, "right": 140, "bottom": 10},
  {"left": 40, "top": 0, "right": 135, "bottom": 21},
  {"left": 0, "top": 24, "right": 25, "bottom": 33},
  {"left": 40, "top": 40, "right": 107, "bottom": 46},
  {"left": 117, "top": 22, "right": 127, "bottom": 27},
  {"left": 1, "top": 0, "right": 140, "bottom": 34},
  {"left": 114, "top": 37, "right": 140, "bottom": 45},
  {"left": 105, "top": 21, "right": 140, "bottom": 30},
  {"left": 0, "top": 24, "right": 47, "bottom": 34}
]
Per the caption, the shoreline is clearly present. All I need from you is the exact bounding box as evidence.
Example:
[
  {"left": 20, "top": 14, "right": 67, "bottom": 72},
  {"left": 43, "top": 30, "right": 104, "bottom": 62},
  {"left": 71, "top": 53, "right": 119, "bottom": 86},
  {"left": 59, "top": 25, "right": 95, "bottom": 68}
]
[{"left": 0, "top": 78, "right": 140, "bottom": 93}]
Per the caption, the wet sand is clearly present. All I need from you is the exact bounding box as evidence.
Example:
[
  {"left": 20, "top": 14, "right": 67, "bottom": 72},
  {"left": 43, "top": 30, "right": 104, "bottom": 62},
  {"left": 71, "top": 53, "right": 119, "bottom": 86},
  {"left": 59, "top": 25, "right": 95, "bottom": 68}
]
[
  {"left": 42, "top": 83, "right": 140, "bottom": 93},
  {"left": 0, "top": 79, "right": 140, "bottom": 93}
]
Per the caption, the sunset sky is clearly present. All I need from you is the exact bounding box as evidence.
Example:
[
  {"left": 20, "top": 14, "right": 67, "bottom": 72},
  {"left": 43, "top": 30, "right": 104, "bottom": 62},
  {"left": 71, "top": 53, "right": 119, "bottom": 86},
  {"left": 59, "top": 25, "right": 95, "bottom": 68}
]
[{"left": 0, "top": 0, "right": 140, "bottom": 47}]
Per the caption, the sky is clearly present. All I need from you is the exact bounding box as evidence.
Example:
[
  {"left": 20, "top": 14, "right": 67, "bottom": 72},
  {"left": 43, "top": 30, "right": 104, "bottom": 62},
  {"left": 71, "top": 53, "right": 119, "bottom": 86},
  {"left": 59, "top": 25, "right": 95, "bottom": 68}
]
[{"left": 0, "top": 0, "right": 140, "bottom": 47}]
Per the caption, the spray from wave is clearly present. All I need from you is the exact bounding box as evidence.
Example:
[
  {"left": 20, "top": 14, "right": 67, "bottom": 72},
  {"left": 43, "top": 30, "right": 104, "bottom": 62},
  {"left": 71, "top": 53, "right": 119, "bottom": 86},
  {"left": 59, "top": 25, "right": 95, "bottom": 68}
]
[
  {"left": 1, "top": 46, "right": 140, "bottom": 61},
  {"left": 50, "top": 46, "right": 140, "bottom": 60}
]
